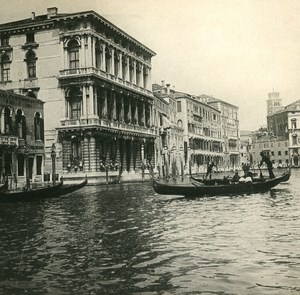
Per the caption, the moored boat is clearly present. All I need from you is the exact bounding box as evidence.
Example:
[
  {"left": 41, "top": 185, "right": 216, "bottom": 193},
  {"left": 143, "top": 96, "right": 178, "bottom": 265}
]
[
  {"left": 61, "top": 177, "right": 88, "bottom": 196},
  {"left": 152, "top": 172, "right": 290, "bottom": 197},
  {"left": 0, "top": 180, "right": 8, "bottom": 194},
  {"left": 0, "top": 178, "right": 87, "bottom": 202}
]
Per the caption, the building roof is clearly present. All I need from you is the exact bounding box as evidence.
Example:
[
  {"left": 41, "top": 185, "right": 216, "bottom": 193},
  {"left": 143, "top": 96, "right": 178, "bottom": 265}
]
[
  {"left": 0, "top": 9, "right": 156, "bottom": 56},
  {"left": 0, "top": 89, "right": 44, "bottom": 105},
  {"left": 282, "top": 99, "right": 300, "bottom": 112},
  {"left": 198, "top": 94, "right": 239, "bottom": 109}
]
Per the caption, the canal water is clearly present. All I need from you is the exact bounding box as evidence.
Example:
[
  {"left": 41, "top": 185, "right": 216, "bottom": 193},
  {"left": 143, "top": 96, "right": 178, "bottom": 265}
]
[{"left": 0, "top": 170, "right": 299, "bottom": 295}]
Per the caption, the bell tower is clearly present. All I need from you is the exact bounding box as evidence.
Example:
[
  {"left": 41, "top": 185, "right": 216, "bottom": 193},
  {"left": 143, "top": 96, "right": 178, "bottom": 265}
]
[{"left": 267, "top": 91, "right": 282, "bottom": 116}]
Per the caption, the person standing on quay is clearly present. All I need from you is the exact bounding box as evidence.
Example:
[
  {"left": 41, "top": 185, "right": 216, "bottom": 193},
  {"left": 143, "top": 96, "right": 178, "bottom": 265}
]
[{"left": 259, "top": 152, "right": 275, "bottom": 179}]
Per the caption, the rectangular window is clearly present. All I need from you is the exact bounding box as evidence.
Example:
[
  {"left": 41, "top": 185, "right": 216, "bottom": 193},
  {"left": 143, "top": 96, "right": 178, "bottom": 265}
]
[
  {"left": 278, "top": 151, "right": 281, "bottom": 156},
  {"left": 271, "top": 151, "right": 274, "bottom": 156},
  {"left": 18, "top": 154, "right": 25, "bottom": 176},
  {"left": 28, "top": 61, "right": 36, "bottom": 78},
  {"left": 2, "top": 63, "right": 10, "bottom": 81},
  {"left": 1, "top": 37, "right": 9, "bottom": 47},
  {"left": 177, "top": 101, "right": 182, "bottom": 112},
  {"left": 293, "top": 136, "right": 297, "bottom": 145},
  {"left": 71, "top": 100, "right": 81, "bottom": 119},
  {"left": 70, "top": 51, "right": 79, "bottom": 69},
  {"left": 36, "top": 156, "right": 42, "bottom": 175},
  {"left": 285, "top": 151, "right": 288, "bottom": 156},
  {"left": 26, "top": 32, "right": 35, "bottom": 43}
]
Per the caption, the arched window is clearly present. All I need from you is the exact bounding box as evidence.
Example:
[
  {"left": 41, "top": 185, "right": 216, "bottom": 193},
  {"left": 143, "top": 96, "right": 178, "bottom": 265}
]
[
  {"left": 34, "top": 112, "right": 44, "bottom": 141},
  {"left": 1, "top": 54, "right": 10, "bottom": 82},
  {"left": 26, "top": 50, "right": 36, "bottom": 78},
  {"left": 15, "top": 109, "right": 26, "bottom": 139},
  {"left": 68, "top": 87, "right": 82, "bottom": 120},
  {"left": 4, "top": 107, "right": 12, "bottom": 134},
  {"left": 68, "top": 39, "right": 80, "bottom": 70},
  {"left": 177, "top": 119, "right": 183, "bottom": 128}
]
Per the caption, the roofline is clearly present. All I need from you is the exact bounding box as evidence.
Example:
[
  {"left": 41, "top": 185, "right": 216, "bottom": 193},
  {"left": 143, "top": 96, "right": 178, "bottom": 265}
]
[
  {"left": 176, "top": 94, "right": 221, "bottom": 113},
  {"left": 0, "top": 89, "right": 44, "bottom": 105},
  {"left": 0, "top": 10, "right": 156, "bottom": 56}
]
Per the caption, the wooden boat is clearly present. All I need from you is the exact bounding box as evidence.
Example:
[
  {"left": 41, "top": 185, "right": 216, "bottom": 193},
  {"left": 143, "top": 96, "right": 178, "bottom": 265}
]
[
  {"left": 152, "top": 172, "right": 290, "bottom": 197},
  {"left": 61, "top": 178, "right": 88, "bottom": 196},
  {"left": 0, "top": 180, "right": 8, "bottom": 194},
  {"left": 0, "top": 178, "right": 87, "bottom": 202},
  {"left": 0, "top": 181, "right": 63, "bottom": 202}
]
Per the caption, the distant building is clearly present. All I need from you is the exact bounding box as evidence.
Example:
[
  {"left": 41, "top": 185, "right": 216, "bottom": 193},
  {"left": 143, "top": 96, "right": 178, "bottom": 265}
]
[
  {"left": 267, "top": 98, "right": 300, "bottom": 167},
  {"left": 0, "top": 89, "right": 44, "bottom": 186},
  {"left": 152, "top": 81, "right": 184, "bottom": 177},
  {"left": 251, "top": 132, "right": 289, "bottom": 168},
  {"left": 198, "top": 95, "right": 240, "bottom": 168},
  {"left": 175, "top": 93, "right": 223, "bottom": 173}
]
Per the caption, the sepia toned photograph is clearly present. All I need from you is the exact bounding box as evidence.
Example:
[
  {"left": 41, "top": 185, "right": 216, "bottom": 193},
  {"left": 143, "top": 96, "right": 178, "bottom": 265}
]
[{"left": 0, "top": 0, "right": 299, "bottom": 294}]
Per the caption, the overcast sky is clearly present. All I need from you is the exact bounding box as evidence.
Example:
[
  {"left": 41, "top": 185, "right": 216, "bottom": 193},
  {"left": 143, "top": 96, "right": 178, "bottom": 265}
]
[{"left": 1, "top": 0, "right": 300, "bottom": 130}]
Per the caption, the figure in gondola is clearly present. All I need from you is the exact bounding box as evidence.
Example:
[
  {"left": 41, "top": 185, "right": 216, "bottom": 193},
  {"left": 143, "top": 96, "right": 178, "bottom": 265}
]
[
  {"left": 205, "top": 162, "right": 216, "bottom": 180},
  {"left": 259, "top": 152, "right": 275, "bottom": 179}
]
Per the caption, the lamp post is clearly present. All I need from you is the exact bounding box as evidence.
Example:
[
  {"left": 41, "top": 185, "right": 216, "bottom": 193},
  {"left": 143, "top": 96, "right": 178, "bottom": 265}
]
[
  {"left": 51, "top": 143, "right": 56, "bottom": 185},
  {"left": 24, "top": 143, "right": 30, "bottom": 190}
]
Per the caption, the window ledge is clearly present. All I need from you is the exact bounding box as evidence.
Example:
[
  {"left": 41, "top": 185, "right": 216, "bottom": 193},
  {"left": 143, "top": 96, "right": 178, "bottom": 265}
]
[
  {"left": 22, "top": 42, "right": 39, "bottom": 50},
  {"left": 0, "top": 80, "right": 12, "bottom": 84}
]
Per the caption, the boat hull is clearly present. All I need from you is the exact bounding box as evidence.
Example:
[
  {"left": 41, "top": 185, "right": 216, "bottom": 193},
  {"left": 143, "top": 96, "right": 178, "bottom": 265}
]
[
  {"left": 0, "top": 178, "right": 87, "bottom": 202},
  {"left": 153, "top": 173, "right": 290, "bottom": 197}
]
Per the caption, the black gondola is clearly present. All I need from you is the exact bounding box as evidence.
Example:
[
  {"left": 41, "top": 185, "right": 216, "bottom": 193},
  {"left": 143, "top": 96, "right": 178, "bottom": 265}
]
[
  {"left": 0, "top": 180, "right": 8, "bottom": 194},
  {"left": 61, "top": 177, "right": 88, "bottom": 196},
  {"left": 0, "top": 178, "right": 88, "bottom": 202},
  {"left": 152, "top": 172, "right": 290, "bottom": 197}
]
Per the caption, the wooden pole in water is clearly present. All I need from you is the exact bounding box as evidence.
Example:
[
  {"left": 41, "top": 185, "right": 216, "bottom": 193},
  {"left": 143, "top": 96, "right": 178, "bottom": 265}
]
[{"left": 51, "top": 143, "right": 56, "bottom": 186}]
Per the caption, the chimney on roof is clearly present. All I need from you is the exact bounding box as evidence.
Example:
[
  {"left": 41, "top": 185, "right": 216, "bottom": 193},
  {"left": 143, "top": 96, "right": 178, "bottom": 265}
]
[
  {"left": 166, "top": 84, "right": 170, "bottom": 95},
  {"left": 161, "top": 80, "right": 165, "bottom": 87},
  {"left": 47, "top": 7, "right": 58, "bottom": 19},
  {"left": 31, "top": 12, "right": 35, "bottom": 20}
]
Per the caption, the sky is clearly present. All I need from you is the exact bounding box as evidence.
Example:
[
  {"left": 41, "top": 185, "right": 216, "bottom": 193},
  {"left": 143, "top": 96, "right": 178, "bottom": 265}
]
[{"left": 1, "top": 0, "right": 300, "bottom": 130}]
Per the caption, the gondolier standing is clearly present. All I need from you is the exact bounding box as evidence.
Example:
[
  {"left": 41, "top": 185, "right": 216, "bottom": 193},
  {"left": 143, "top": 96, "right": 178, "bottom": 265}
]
[
  {"left": 259, "top": 152, "right": 275, "bottom": 179},
  {"left": 205, "top": 162, "right": 216, "bottom": 180}
]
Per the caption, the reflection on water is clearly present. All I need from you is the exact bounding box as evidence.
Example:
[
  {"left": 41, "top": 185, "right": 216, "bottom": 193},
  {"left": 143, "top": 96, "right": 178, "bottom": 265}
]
[{"left": 0, "top": 170, "right": 300, "bottom": 294}]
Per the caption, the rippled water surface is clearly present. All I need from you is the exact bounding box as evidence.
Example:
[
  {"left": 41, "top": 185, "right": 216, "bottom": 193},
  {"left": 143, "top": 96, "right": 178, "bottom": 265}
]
[{"left": 0, "top": 170, "right": 300, "bottom": 294}]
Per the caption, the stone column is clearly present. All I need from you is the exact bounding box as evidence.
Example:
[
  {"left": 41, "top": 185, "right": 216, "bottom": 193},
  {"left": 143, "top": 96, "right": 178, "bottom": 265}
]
[
  {"left": 133, "top": 60, "right": 137, "bottom": 85},
  {"left": 80, "top": 36, "right": 85, "bottom": 68},
  {"left": 147, "top": 67, "right": 152, "bottom": 91},
  {"left": 118, "top": 51, "right": 123, "bottom": 79},
  {"left": 87, "top": 35, "right": 92, "bottom": 68},
  {"left": 61, "top": 39, "right": 65, "bottom": 69},
  {"left": 126, "top": 56, "right": 130, "bottom": 82},
  {"left": 89, "top": 84, "right": 94, "bottom": 116},
  {"left": 92, "top": 36, "right": 96, "bottom": 68},
  {"left": 83, "top": 136, "right": 90, "bottom": 171},
  {"left": 82, "top": 85, "right": 87, "bottom": 117},
  {"left": 120, "top": 95, "right": 124, "bottom": 122},
  {"left": 101, "top": 42, "right": 106, "bottom": 71},
  {"left": 129, "top": 139, "right": 134, "bottom": 173},
  {"left": 90, "top": 137, "right": 96, "bottom": 171},
  {"left": 127, "top": 99, "right": 132, "bottom": 123},
  {"left": 94, "top": 87, "right": 98, "bottom": 117},
  {"left": 111, "top": 47, "right": 115, "bottom": 76},
  {"left": 142, "top": 102, "right": 145, "bottom": 126},
  {"left": 112, "top": 91, "right": 117, "bottom": 121},
  {"left": 140, "top": 64, "right": 144, "bottom": 88},
  {"left": 102, "top": 90, "right": 108, "bottom": 118}
]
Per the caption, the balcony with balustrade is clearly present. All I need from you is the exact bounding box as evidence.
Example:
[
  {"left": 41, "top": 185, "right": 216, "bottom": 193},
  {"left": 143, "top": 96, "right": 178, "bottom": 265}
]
[{"left": 59, "top": 67, "right": 153, "bottom": 98}]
